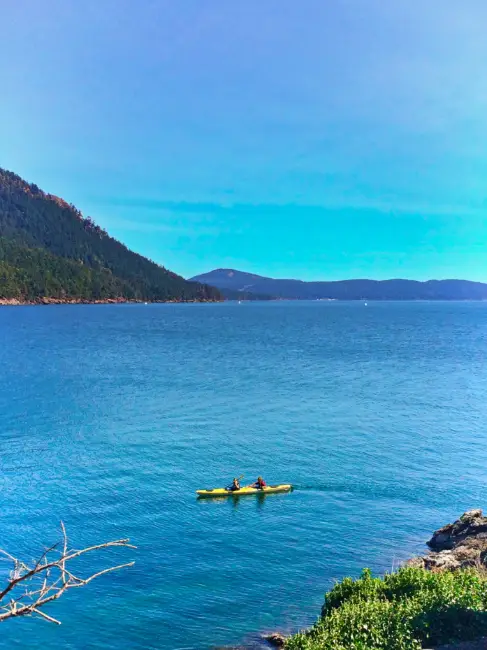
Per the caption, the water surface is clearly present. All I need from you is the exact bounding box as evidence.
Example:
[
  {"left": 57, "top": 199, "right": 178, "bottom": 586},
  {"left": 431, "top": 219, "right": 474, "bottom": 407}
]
[{"left": 0, "top": 301, "right": 486, "bottom": 649}]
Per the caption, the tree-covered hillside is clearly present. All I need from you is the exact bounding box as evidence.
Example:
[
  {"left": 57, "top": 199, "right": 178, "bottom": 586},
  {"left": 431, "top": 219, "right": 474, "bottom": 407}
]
[{"left": 0, "top": 169, "right": 221, "bottom": 303}]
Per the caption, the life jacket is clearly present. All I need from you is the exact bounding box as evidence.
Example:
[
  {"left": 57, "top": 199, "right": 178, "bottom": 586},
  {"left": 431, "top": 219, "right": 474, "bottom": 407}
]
[{"left": 259, "top": 479, "right": 266, "bottom": 488}]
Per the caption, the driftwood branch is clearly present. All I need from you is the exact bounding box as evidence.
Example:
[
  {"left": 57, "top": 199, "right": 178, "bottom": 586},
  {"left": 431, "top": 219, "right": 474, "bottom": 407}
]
[{"left": 0, "top": 522, "right": 135, "bottom": 624}]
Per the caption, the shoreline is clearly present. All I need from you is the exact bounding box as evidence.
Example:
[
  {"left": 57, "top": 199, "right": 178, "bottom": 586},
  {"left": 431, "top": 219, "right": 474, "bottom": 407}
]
[
  {"left": 0, "top": 297, "right": 222, "bottom": 306},
  {"left": 2, "top": 297, "right": 487, "bottom": 307},
  {"left": 248, "top": 510, "right": 487, "bottom": 650}
]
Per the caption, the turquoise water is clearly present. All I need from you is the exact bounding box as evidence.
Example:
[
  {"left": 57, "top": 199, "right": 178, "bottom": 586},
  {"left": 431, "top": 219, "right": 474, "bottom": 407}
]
[{"left": 0, "top": 301, "right": 486, "bottom": 649}]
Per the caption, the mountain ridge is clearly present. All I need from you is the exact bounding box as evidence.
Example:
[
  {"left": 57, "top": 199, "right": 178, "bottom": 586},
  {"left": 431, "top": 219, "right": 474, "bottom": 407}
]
[
  {"left": 0, "top": 168, "right": 221, "bottom": 304},
  {"left": 191, "top": 268, "right": 487, "bottom": 300}
]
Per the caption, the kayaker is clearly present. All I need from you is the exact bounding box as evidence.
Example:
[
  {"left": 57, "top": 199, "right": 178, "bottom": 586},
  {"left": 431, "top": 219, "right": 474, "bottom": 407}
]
[
  {"left": 229, "top": 477, "right": 240, "bottom": 491},
  {"left": 250, "top": 476, "right": 266, "bottom": 490}
]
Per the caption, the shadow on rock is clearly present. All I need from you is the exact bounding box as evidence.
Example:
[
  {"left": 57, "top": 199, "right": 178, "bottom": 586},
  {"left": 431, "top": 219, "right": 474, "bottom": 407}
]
[{"left": 407, "top": 510, "right": 487, "bottom": 571}]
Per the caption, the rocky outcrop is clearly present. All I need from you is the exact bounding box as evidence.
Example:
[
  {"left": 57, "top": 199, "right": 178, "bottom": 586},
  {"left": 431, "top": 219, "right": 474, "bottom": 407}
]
[
  {"left": 215, "top": 633, "right": 287, "bottom": 650},
  {"left": 407, "top": 510, "right": 487, "bottom": 571},
  {"left": 262, "top": 632, "right": 287, "bottom": 647}
]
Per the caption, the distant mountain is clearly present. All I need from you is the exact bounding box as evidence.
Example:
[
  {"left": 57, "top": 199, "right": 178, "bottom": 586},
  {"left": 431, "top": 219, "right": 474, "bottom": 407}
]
[
  {"left": 191, "top": 268, "right": 487, "bottom": 301},
  {"left": 218, "top": 287, "right": 273, "bottom": 301},
  {"left": 0, "top": 169, "right": 221, "bottom": 304}
]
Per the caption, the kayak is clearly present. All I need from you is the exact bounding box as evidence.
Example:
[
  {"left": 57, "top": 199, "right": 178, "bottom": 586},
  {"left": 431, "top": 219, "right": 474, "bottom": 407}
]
[{"left": 196, "top": 484, "right": 293, "bottom": 498}]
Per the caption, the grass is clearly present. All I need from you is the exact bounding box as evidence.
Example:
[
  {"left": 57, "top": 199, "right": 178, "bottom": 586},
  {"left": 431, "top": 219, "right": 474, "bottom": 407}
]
[{"left": 285, "top": 567, "right": 487, "bottom": 650}]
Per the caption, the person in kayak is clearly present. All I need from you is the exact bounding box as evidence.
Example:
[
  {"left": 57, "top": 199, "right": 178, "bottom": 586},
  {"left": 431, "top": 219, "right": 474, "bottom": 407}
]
[
  {"left": 250, "top": 476, "right": 266, "bottom": 490},
  {"left": 229, "top": 477, "right": 241, "bottom": 491}
]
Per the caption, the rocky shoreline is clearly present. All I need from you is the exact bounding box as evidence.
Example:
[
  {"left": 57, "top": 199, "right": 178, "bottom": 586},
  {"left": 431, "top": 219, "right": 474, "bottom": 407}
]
[
  {"left": 0, "top": 297, "right": 221, "bottom": 306},
  {"left": 407, "top": 509, "right": 487, "bottom": 572},
  {"left": 246, "top": 510, "right": 487, "bottom": 650}
]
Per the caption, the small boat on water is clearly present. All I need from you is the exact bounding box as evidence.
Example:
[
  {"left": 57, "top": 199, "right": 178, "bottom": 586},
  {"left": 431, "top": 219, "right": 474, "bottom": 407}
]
[{"left": 196, "top": 484, "right": 293, "bottom": 498}]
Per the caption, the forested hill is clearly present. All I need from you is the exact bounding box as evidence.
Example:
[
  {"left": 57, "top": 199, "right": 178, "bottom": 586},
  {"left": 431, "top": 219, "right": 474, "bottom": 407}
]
[
  {"left": 192, "top": 268, "right": 487, "bottom": 300},
  {"left": 0, "top": 169, "right": 221, "bottom": 303}
]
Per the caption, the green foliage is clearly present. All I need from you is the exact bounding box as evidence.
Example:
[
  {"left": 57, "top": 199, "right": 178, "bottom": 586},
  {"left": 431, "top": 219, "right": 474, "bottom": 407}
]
[
  {"left": 0, "top": 168, "right": 221, "bottom": 302},
  {"left": 286, "top": 567, "right": 487, "bottom": 650},
  {"left": 0, "top": 238, "right": 127, "bottom": 300}
]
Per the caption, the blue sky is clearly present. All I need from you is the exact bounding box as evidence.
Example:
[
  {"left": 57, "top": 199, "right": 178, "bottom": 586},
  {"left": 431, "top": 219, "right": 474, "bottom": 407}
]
[{"left": 2, "top": 0, "right": 487, "bottom": 280}]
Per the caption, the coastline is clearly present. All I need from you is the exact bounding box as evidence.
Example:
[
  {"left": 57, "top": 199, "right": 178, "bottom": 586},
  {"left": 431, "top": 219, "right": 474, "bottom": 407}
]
[
  {"left": 0, "top": 297, "right": 222, "bottom": 306},
  {"left": 249, "top": 510, "right": 487, "bottom": 650},
  {"left": 2, "top": 297, "right": 487, "bottom": 306}
]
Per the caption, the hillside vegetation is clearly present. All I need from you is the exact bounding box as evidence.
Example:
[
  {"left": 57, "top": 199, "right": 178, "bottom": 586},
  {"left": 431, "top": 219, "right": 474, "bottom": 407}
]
[
  {"left": 0, "top": 169, "right": 221, "bottom": 303},
  {"left": 286, "top": 567, "right": 487, "bottom": 650}
]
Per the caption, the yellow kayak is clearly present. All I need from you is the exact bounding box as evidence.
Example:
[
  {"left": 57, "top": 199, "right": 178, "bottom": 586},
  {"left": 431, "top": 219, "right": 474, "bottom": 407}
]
[{"left": 196, "top": 484, "right": 293, "bottom": 498}]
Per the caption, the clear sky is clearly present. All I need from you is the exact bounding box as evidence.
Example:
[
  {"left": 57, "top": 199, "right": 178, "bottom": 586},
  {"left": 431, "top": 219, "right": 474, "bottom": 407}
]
[{"left": 2, "top": 0, "right": 487, "bottom": 281}]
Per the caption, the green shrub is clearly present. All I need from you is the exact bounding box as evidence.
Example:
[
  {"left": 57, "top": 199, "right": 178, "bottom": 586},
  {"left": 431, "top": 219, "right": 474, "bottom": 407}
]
[{"left": 286, "top": 567, "right": 487, "bottom": 649}]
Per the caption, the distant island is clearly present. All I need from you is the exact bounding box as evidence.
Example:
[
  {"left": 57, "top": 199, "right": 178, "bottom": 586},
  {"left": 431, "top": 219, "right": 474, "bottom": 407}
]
[
  {"left": 191, "top": 268, "right": 487, "bottom": 301},
  {"left": 0, "top": 169, "right": 221, "bottom": 305}
]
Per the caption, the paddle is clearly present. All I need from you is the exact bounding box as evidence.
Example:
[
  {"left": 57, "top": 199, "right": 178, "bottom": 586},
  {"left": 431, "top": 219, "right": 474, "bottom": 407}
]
[{"left": 226, "top": 475, "right": 244, "bottom": 490}]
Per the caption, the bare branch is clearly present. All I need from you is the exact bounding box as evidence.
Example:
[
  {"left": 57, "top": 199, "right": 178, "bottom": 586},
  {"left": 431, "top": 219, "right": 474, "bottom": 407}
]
[
  {"left": 32, "top": 608, "right": 61, "bottom": 625},
  {"left": 0, "top": 525, "right": 135, "bottom": 624},
  {"left": 0, "top": 549, "right": 19, "bottom": 564},
  {"left": 60, "top": 522, "right": 68, "bottom": 586},
  {"left": 63, "top": 539, "right": 136, "bottom": 563},
  {"left": 69, "top": 562, "right": 135, "bottom": 587},
  {"left": 34, "top": 543, "right": 60, "bottom": 570}
]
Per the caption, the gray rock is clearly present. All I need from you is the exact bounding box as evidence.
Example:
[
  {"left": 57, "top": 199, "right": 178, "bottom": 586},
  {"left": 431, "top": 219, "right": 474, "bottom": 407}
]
[
  {"left": 262, "top": 632, "right": 287, "bottom": 647},
  {"left": 407, "top": 510, "right": 487, "bottom": 572},
  {"left": 428, "top": 510, "right": 487, "bottom": 551}
]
